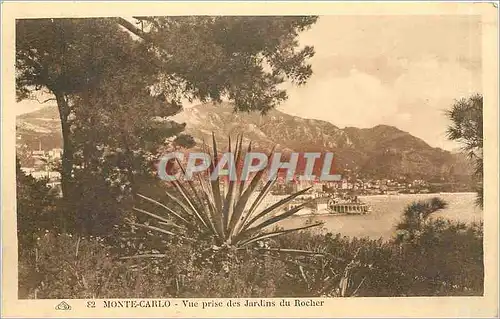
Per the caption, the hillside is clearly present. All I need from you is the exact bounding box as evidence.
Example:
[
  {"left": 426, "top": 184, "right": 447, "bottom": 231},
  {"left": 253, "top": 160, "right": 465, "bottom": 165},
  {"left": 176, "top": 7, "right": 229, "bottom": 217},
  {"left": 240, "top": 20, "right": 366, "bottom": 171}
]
[
  {"left": 16, "top": 103, "right": 473, "bottom": 183},
  {"left": 173, "top": 103, "right": 472, "bottom": 181},
  {"left": 16, "top": 105, "right": 62, "bottom": 151}
]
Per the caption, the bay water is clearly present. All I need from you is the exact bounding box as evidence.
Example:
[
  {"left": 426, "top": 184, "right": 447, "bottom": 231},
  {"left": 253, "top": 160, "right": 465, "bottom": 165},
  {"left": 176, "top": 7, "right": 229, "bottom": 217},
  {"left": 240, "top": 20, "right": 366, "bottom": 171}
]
[{"left": 279, "top": 193, "right": 483, "bottom": 240}]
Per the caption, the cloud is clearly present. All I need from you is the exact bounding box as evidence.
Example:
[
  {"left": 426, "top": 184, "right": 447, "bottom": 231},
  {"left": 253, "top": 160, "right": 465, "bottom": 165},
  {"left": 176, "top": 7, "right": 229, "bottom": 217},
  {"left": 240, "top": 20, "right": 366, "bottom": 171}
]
[
  {"left": 389, "top": 56, "right": 481, "bottom": 150},
  {"left": 279, "top": 69, "right": 399, "bottom": 128},
  {"left": 280, "top": 54, "right": 481, "bottom": 150},
  {"left": 394, "top": 56, "right": 481, "bottom": 102}
]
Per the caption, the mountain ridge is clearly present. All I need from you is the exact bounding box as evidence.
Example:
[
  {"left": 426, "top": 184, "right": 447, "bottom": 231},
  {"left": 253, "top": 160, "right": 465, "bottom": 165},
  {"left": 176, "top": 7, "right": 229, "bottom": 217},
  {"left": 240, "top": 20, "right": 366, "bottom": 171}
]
[{"left": 16, "top": 103, "right": 473, "bottom": 183}]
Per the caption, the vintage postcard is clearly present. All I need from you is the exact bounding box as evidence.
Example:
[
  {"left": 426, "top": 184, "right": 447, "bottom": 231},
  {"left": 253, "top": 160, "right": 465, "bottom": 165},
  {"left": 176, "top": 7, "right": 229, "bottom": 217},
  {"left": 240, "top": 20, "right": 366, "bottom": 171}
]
[{"left": 1, "top": 1, "right": 499, "bottom": 318}]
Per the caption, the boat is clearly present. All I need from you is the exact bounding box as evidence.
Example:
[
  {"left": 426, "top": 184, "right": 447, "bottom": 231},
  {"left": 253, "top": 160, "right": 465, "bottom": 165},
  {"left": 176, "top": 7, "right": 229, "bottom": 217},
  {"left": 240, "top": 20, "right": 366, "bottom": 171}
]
[
  {"left": 285, "top": 194, "right": 372, "bottom": 216},
  {"left": 326, "top": 199, "right": 371, "bottom": 215}
]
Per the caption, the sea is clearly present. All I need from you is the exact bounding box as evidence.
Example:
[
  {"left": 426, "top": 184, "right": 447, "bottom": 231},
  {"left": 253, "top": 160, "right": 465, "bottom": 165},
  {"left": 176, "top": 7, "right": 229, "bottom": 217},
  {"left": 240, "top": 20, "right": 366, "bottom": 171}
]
[{"left": 279, "top": 193, "right": 483, "bottom": 240}]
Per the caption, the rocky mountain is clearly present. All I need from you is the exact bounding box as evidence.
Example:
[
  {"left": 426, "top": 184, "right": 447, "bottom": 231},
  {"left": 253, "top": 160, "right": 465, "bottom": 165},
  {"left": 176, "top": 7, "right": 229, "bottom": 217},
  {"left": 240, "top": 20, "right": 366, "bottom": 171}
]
[
  {"left": 173, "top": 103, "right": 472, "bottom": 182},
  {"left": 16, "top": 105, "right": 62, "bottom": 151},
  {"left": 16, "top": 103, "right": 473, "bottom": 183}
]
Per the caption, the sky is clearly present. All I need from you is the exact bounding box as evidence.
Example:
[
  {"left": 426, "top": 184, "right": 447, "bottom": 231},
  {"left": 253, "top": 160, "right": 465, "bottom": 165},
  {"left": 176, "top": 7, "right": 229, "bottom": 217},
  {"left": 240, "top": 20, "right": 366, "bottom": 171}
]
[
  {"left": 278, "top": 15, "right": 482, "bottom": 151},
  {"left": 16, "top": 15, "right": 482, "bottom": 150}
]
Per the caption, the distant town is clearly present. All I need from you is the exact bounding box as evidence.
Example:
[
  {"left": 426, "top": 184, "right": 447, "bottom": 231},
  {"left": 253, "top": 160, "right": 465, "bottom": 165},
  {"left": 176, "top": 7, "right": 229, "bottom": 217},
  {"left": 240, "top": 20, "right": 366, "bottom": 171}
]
[
  {"left": 271, "top": 177, "right": 434, "bottom": 196},
  {"left": 16, "top": 138, "right": 62, "bottom": 190}
]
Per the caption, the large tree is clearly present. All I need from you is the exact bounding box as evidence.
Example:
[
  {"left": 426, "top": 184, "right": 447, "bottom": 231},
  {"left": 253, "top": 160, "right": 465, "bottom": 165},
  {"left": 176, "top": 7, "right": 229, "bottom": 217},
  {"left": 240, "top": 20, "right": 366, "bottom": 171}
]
[
  {"left": 16, "top": 17, "right": 317, "bottom": 200},
  {"left": 16, "top": 18, "right": 156, "bottom": 199},
  {"left": 446, "top": 94, "right": 483, "bottom": 207},
  {"left": 16, "top": 17, "right": 317, "bottom": 233}
]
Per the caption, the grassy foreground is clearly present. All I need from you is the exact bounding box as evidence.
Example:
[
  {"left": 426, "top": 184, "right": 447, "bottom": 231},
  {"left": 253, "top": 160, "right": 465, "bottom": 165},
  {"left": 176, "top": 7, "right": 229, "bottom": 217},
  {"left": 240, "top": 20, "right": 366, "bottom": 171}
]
[{"left": 19, "top": 217, "right": 483, "bottom": 299}]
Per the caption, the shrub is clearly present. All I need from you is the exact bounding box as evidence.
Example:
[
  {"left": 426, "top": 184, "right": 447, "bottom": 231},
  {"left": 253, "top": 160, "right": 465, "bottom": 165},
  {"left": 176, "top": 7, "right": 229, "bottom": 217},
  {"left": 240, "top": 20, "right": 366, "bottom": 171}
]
[
  {"left": 16, "top": 158, "right": 60, "bottom": 250},
  {"left": 18, "top": 201, "right": 483, "bottom": 298},
  {"left": 18, "top": 232, "right": 289, "bottom": 299}
]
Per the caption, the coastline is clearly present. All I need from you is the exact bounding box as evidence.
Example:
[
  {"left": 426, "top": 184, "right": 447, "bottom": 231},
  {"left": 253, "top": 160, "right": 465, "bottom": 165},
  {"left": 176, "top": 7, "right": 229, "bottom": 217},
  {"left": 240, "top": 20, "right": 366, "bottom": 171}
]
[
  {"left": 359, "top": 192, "right": 478, "bottom": 198},
  {"left": 283, "top": 192, "right": 482, "bottom": 239}
]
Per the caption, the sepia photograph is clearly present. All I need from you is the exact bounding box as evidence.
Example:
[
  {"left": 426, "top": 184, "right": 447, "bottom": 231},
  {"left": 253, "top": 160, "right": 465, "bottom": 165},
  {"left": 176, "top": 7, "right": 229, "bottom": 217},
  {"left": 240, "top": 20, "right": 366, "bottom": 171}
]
[{"left": 1, "top": 2, "right": 499, "bottom": 318}]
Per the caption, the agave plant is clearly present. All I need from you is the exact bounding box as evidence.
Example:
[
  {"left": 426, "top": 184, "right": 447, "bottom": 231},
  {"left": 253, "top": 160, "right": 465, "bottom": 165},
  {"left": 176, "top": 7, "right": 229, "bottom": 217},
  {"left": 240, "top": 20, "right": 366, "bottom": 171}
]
[{"left": 128, "top": 134, "right": 324, "bottom": 256}]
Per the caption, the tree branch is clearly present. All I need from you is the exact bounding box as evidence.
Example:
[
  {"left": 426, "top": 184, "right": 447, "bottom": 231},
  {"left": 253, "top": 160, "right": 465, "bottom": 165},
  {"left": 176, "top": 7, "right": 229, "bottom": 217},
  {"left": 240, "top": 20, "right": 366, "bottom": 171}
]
[
  {"left": 115, "top": 17, "right": 149, "bottom": 40},
  {"left": 35, "top": 97, "right": 57, "bottom": 104},
  {"left": 133, "top": 16, "right": 161, "bottom": 30},
  {"left": 115, "top": 17, "right": 170, "bottom": 57}
]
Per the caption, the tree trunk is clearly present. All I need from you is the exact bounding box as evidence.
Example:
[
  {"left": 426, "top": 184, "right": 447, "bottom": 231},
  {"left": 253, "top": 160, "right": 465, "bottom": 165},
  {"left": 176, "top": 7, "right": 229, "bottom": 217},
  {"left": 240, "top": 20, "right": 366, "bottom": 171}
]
[
  {"left": 121, "top": 135, "right": 137, "bottom": 195},
  {"left": 54, "top": 92, "right": 73, "bottom": 200}
]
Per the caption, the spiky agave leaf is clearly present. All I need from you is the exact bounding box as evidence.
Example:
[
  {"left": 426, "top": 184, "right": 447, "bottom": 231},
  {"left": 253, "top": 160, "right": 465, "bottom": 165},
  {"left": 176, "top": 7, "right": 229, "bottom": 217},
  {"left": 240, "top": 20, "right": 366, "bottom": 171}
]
[
  {"left": 228, "top": 145, "right": 277, "bottom": 238},
  {"left": 221, "top": 134, "right": 242, "bottom": 234},
  {"left": 210, "top": 132, "right": 225, "bottom": 235},
  {"left": 120, "top": 254, "right": 167, "bottom": 260},
  {"left": 129, "top": 222, "right": 194, "bottom": 242},
  {"left": 231, "top": 170, "right": 279, "bottom": 237},
  {"left": 195, "top": 172, "right": 224, "bottom": 240},
  {"left": 132, "top": 207, "right": 177, "bottom": 225},
  {"left": 237, "top": 140, "right": 253, "bottom": 198},
  {"left": 171, "top": 180, "right": 209, "bottom": 229},
  {"left": 240, "top": 187, "right": 313, "bottom": 233},
  {"left": 135, "top": 194, "right": 192, "bottom": 227},
  {"left": 250, "top": 247, "right": 325, "bottom": 257},
  {"left": 237, "top": 200, "right": 315, "bottom": 242},
  {"left": 173, "top": 157, "right": 220, "bottom": 238},
  {"left": 195, "top": 138, "right": 225, "bottom": 239},
  {"left": 238, "top": 222, "right": 324, "bottom": 247}
]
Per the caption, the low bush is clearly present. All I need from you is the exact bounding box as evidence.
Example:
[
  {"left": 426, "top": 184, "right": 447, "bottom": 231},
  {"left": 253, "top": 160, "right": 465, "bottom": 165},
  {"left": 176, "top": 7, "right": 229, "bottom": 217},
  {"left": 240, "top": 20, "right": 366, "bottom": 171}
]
[{"left": 19, "top": 217, "right": 483, "bottom": 298}]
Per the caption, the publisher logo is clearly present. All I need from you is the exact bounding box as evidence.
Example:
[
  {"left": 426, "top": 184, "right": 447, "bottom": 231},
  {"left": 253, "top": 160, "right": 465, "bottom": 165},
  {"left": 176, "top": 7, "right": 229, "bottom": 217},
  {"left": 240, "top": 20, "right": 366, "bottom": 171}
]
[{"left": 55, "top": 301, "right": 72, "bottom": 310}]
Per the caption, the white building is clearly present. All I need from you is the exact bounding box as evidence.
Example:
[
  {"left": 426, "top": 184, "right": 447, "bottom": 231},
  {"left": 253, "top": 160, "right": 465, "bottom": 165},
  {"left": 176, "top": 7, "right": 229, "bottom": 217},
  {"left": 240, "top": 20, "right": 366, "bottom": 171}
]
[
  {"left": 31, "top": 171, "right": 61, "bottom": 181},
  {"left": 312, "top": 182, "right": 323, "bottom": 192},
  {"left": 341, "top": 179, "right": 349, "bottom": 189},
  {"left": 21, "top": 168, "right": 61, "bottom": 181},
  {"left": 48, "top": 148, "right": 63, "bottom": 159},
  {"left": 32, "top": 150, "right": 45, "bottom": 158}
]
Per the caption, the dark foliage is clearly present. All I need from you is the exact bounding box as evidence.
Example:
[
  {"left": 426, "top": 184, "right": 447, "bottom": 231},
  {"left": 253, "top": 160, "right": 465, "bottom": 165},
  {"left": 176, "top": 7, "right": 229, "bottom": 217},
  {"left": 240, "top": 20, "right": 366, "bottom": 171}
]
[
  {"left": 18, "top": 218, "right": 483, "bottom": 298},
  {"left": 16, "top": 158, "right": 60, "bottom": 249},
  {"left": 446, "top": 94, "right": 483, "bottom": 208},
  {"left": 16, "top": 17, "right": 318, "bottom": 235}
]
